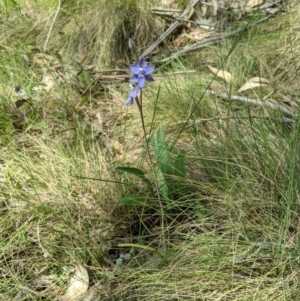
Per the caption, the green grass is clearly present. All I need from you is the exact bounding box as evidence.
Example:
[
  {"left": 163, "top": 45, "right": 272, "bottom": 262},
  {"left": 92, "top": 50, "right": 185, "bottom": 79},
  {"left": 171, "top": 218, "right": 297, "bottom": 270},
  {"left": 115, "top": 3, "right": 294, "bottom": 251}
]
[{"left": 1, "top": 0, "right": 300, "bottom": 300}]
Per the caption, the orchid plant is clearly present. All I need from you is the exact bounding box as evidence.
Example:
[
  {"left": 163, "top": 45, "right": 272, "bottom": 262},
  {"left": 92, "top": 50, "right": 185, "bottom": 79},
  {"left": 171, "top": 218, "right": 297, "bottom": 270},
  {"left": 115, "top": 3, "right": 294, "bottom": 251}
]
[
  {"left": 117, "top": 51, "right": 186, "bottom": 208},
  {"left": 123, "top": 57, "right": 161, "bottom": 198},
  {"left": 115, "top": 52, "right": 187, "bottom": 259}
]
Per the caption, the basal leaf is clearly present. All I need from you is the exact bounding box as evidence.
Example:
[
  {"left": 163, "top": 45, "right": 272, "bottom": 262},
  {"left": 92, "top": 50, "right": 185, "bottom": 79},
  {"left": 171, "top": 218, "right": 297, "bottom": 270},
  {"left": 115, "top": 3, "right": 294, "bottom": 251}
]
[
  {"left": 116, "top": 166, "right": 154, "bottom": 194},
  {"left": 174, "top": 150, "right": 186, "bottom": 179},
  {"left": 150, "top": 123, "right": 173, "bottom": 176},
  {"left": 118, "top": 196, "right": 149, "bottom": 207},
  {"left": 155, "top": 166, "right": 169, "bottom": 201}
]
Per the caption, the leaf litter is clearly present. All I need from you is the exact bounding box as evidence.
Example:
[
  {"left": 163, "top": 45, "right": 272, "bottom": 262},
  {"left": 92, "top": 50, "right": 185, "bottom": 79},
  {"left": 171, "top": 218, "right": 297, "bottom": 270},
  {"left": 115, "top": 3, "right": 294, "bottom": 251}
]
[
  {"left": 208, "top": 65, "right": 233, "bottom": 83},
  {"left": 59, "top": 264, "right": 89, "bottom": 301},
  {"left": 238, "top": 77, "right": 270, "bottom": 92}
]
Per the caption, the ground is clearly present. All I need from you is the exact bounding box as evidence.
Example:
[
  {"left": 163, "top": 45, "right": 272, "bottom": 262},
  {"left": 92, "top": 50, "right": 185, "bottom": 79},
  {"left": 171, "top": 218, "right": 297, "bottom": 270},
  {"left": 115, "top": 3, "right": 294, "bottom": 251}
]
[{"left": 1, "top": 0, "right": 300, "bottom": 300}]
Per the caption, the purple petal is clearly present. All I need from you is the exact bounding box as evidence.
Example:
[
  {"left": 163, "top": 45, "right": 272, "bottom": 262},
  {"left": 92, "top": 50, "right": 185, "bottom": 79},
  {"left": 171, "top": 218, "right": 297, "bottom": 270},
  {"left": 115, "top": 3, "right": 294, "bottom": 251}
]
[
  {"left": 126, "top": 95, "right": 134, "bottom": 105},
  {"left": 145, "top": 74, "right": 154, "bottom": 82},
  {"left": 138, "top": 75, "right": 145, "bottom": 88},
  {"left": 130, "top": 87, "right": 139, "bottom": 97},
  {"left": 129, "top": 74, "right": 138, "bottom": 83},
  {"left": 126, "top": 86, "right": 139, "bottom": 105},
  {"left": 130, "top": 65, "right": 139, "bottom": 75},
  {"left": 138, "top": 58, "right": 147, "bottom": 68},
  {"left": 144, "top": 65, "right": 155, "bottom": 75}
]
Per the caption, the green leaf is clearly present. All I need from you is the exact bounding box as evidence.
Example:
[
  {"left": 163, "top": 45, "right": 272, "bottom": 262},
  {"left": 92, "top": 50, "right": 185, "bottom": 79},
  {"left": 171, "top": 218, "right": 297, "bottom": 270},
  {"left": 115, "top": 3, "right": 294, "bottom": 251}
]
[
  {"left": 150, "top": 122, "right": 173, "bottom": 176},
  {"left": 116, "top": 166, "right": 154, "bottom": 194},
  {"left": 79, "top": 95, "right": 89, "bottom": 107},
  {"left": 118, "top": 195, "right": 149, "bottom": 207},
  {"left": 116, "top": 166, "right": 146, "bottom": 177},
  {"left": 174, "top": 150, "right": 186, "bottom": 179},
  {"left": 155, "top": 166, "right": 169, "bottom": 201}
]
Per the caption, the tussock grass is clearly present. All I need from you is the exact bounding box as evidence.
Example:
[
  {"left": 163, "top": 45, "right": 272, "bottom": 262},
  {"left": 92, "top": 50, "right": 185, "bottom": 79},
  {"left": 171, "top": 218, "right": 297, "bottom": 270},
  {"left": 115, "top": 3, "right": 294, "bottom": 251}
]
[
  {"left": 1, "top": 0, "right": 161, "bottom": 68},
  {"left": 1, "top": 0, "right": 300, "bottom": 300}
]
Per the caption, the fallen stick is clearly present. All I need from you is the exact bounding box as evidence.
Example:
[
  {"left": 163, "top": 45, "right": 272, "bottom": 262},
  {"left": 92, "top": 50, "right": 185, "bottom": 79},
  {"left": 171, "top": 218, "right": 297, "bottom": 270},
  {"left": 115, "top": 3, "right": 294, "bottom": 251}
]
[
  {"left": 211, "top": 91, "right": 296, "bottom": 118},
  {"left": 139, "top": 0, "right": 200, "bottom": 59},
  {"left": 160, "top": 30, "right": 238, "bottom": 62},
  {"left": 170, "top": 115, "right": 295, "bottom": 129},
  {"left": 160, "top": 2, "right": 282, "bottom": 62}
]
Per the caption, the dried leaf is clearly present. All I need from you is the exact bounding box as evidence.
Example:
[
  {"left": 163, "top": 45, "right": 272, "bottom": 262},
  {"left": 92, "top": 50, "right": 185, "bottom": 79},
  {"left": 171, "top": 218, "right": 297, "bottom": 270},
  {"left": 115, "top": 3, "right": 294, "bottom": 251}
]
[
  {"left": 238, "top": 83, "right": 268, "bottom": 92},
  {"left": 245, "top": 0, "right": 264, "bottom": 9},
  {"left": 244, "top": 77, "right": 269, "bottom": 84},
  {"left": 186, "top": 7, "right": 194, "bottom": 20},
  {"left": 239, "top": 1, "right": 246, "bottom": 10},
  {"left": 15, "top": 99, "right": 28, "bottom": 109},
  {"left": 212, "top": 0, "right": 218, "bottom": 16},
  {"left": 33, "top": 75, "right": 56, "bottom": 92},
  {"left": 112, "top": 139, "right": 123, "bottom": 155},
  {"left": 172, "top": 33, "right": 188, "bottom": 47},
  {"left": 59, "top": 264, "right": 89, "bottom": 301},
  {"left": 42, "top": 75, "right": 56, "bottom": 92},
  {"left": 91, "top": 112, "right": 104, "bottom": 137},
  {"left": 79, "top": 281, "right": 104, "bottom": 301},
  {"left": 185, "top": 29, "right": 211, "bottom": 41},
  {"left": 161, "top": 0, "right": 178, "bottom": 8},
  {"left": 198, "top": 18, "right": 214, "bottom": 30},
  {"left": 200, "top": 5, "right": 207, "bottom": 17},
  {"left": 207, "top": 65, "right": 233, "bottom": 83},
  {"left": 238, "top": 77, "right": 269, "bottom": 92},
  {"left": 31, "top": 55, "right": 45, "bottom": 65}
]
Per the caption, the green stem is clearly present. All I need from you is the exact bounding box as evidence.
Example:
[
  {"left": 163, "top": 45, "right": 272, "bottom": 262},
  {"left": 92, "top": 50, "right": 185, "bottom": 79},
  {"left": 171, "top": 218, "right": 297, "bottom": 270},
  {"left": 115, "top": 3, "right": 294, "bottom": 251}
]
[
  {"left": 136, "top": 89, "right": 165, "bottom": 235},
  {"left": 136, "top": 90, "right": 159, "bottom": 196}
]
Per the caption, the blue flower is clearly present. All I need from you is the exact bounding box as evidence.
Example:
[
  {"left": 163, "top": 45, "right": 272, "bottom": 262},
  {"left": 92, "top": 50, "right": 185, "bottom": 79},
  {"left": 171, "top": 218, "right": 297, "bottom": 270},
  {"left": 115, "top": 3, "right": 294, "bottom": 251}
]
[
  {"left": 129, "top": 58, "right": 155, "bottom": 89},
  {"left": 125, "top": 85, "right": 139, "bottom": 105}
]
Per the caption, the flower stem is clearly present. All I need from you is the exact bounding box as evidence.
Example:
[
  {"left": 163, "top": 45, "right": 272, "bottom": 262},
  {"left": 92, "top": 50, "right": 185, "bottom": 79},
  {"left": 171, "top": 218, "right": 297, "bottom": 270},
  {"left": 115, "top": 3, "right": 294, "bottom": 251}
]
[
  {"left": 136, "top": 90, "right": 165, "bottom": 234},
  {"left": 136, "top": 90, "right": 159, "bottom": 195}
]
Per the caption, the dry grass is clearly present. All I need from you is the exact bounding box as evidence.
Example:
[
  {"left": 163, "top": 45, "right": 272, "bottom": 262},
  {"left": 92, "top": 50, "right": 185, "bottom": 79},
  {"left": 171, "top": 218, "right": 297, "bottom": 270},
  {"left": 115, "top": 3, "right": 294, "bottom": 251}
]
[
  {"left": 0, "top": 0, "right": 300, "bottom": 300},
  {"left": 2, "top": 0, "right": 162, "bottom": 68}
]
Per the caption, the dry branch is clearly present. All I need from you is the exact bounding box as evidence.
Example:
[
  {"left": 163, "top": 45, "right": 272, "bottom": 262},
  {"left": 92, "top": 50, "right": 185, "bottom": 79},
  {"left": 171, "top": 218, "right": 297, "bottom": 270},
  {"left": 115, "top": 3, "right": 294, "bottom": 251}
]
[
  {"left": 140, "top": 0, "right": 200, "bottom": 59},
  {"left": 211, "top": 91, "right": 296, "bottom": 118},
  {"left": 156, "top": 0, "right": 283, "bottom": 62}
]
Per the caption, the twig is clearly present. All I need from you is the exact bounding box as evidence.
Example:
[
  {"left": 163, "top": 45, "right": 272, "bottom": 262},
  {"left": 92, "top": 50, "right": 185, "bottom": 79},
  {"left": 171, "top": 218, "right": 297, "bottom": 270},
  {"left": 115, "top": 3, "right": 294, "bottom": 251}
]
[
  {"left": 140, "top": 0, "right": 200, "bottom": 59},
  {"left": 253, "top": 0, "right": 283, "bottom": 13},
  {"left": 160, "top": 30, "right": 239, "bottom": 62},
  {"left": 211, "top": 91, "right": 296, "bottom": 118},
  {"left": 152, "top": 7, "right": 181, "bottom": 13},
  {"left": 44, "top": 0, "right": 62, "bottom": 51},
  {"left": 164, "top": 14, "right": 225, "bottom": 29},
  {"left": 160, "top": 3, "right": 282, "bottom": 62},
  {"left": 190, "top": 116, "right": 295, "bottom": 125},
  {"left": 169, "top": 116, "right": 294, "bottom": 130},
  {"left": 198, "top": 0, "right": 282, "bottom": 13}
]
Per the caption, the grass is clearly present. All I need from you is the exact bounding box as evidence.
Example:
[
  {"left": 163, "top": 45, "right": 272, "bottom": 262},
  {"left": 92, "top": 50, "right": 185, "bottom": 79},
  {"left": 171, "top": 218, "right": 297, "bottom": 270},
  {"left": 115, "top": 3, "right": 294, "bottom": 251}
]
[{"left": 1, "top": 0, "right": 300, "bottom": 300}]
